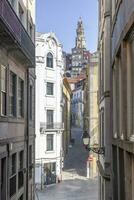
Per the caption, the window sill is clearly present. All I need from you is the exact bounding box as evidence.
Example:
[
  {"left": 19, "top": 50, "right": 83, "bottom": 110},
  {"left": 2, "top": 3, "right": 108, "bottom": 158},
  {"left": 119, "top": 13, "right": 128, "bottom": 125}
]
[
  {"left": 45, "top": 150, "right": 55, "bottom": 154},
  {"left": 46, "top": 95, "right": 55, "bottom": 98},
  {"left": 46, "top": 67, "right": 55, "bottom": 71}
]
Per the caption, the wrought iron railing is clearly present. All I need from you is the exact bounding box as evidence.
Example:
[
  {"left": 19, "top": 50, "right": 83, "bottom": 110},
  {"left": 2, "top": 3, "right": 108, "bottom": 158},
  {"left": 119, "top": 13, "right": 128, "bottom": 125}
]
[{"left": 40, "top": 122, "right": 64, "bottom": 132}]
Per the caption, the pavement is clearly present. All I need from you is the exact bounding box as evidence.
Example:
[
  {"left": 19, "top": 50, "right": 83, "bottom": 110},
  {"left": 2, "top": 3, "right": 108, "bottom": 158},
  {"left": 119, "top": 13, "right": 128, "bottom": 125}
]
[{"left": 35, "top": 127, "right": 98, "bottom": 200}]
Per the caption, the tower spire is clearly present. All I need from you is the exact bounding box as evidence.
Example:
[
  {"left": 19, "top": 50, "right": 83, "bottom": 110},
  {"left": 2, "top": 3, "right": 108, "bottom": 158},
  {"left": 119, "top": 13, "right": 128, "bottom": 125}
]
[{"left": 75, "top": 17, "right": 86, "bottom": 49}]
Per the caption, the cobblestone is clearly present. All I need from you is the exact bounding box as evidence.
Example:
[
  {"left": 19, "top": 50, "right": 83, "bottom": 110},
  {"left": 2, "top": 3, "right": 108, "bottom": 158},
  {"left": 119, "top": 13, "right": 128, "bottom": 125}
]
[{"left": 35, "top": 127, "right": 98, "bottom": 200}]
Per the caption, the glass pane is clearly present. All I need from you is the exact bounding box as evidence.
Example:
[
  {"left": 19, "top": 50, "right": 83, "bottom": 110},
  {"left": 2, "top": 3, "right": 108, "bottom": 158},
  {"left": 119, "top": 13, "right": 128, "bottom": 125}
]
[
  {"left": 47, "top": 134, "right": 53, "bottom": 151},
  {"left": 1, "top": 92, "right": 6, "bottom": 115},
  {"left": 47, "top": 53, "right": 53, "bottom": 68}
]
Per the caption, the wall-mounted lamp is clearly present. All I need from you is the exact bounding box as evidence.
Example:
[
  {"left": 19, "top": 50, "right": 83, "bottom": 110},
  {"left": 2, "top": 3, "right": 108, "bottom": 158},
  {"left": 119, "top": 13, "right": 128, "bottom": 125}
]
[{"left": 82, "top": 131, "right": 105, "bottom": 155}]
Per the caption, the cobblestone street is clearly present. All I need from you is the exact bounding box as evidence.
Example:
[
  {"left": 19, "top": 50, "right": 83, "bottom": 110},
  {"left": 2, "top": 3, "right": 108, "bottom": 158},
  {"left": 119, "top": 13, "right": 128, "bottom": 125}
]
[{"left": 35, "top": 127, "right": 98, "bottom": 200}]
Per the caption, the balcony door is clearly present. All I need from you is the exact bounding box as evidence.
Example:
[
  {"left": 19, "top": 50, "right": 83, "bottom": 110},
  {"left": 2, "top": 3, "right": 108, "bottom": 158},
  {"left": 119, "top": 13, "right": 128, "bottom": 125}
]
[{"left": 47, "top": 110, "right": 54, "bottom": 128}]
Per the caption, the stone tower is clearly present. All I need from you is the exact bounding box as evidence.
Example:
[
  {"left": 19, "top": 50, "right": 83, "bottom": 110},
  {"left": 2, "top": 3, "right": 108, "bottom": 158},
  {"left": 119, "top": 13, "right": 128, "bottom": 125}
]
[{"left": 75, "top": 17, "right": 86, "bottom": 49}]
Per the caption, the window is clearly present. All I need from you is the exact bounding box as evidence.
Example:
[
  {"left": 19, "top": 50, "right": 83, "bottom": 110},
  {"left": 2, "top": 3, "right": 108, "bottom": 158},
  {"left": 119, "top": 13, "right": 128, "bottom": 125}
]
[
  {"left": 10, "top": 0, "right": 15, "bottom": 8},
  {"left": 18, "top": 151, "right": 24, "bottom": 189},
  {"left": 18, "top": 194, "right": 23, "bottom": 200},
  {"left": 9, "top": 72, "right": 16, "bottom": 116},
  {"left": 18, "top": 78, "right": 24, "bottom": 117},
  {"left": 11, "top": 153, "right": 16, "bottom": 176},
  {"left": 1, "top": 66, "right": 6, "bottom": 115},
  {"left": 46, "top": 110, "right": 53, "bottom": 128},
  {"left": 119, "top": 148, "right": 125, "bottom": 200},
  {"left": 29, "top": 145, "right": 32, "bottom": 179},
  {"left": 19, "top": 3, "right": 24, "bottom": 23},
  {"left": 112, "top": 146, "right": 118, "bottom": 200},
  {"left": 47, "top": 53, "right": 53, "bottom": 68},
  {"left": 47, "top": 134, "right": 54, "bottom": 151},
  {"left": 29, "top": 145, "right": 32, "bottom": 166},
  {"left": 10, "top": 153, "right": 17, "bottom": 197},
  {"left": 28, "top": 21, "right": 33, "bottom": 38},
  {"left": 19, "top": 151, "right": 24, "bottom": 170},
  {"left": 47, "top": 82, "right": 54, "bottom": 95},
  {"left": 1, "top": 157, "right": 7, "bottom": 200},
  {"left": 100, "top": 109, "right": 104, "bottom": 147},
  {"left": 30, "top": 86, "right": 32, "bottom": 120},
  {"left": 127, "top": 37, "right": 134, "bottom": 139}
]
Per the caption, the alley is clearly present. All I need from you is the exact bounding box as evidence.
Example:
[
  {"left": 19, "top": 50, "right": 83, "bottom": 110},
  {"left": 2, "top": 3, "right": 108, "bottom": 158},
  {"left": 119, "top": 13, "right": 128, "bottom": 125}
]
[{"left": 35, "top": 127, "right": 98, "bottom": 200}]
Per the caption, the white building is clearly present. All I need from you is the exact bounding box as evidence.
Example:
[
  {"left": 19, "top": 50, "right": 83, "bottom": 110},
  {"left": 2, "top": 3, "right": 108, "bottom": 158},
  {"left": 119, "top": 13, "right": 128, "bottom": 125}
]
[{"left": 35, "top": 32, "right": 64, "bottom": 188}]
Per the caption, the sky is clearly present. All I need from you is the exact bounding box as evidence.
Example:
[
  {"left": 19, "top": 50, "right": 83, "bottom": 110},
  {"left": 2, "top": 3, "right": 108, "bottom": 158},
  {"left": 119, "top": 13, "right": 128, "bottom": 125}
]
[{"left": 36, "top": 0, "right": 98, "bottom": 53}]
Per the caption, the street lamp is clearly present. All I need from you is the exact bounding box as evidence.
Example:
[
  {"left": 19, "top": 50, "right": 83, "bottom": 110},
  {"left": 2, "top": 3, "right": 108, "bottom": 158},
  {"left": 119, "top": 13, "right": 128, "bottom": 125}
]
[{"left": 82, "top": 131, "right": 105, "bottom": 155}]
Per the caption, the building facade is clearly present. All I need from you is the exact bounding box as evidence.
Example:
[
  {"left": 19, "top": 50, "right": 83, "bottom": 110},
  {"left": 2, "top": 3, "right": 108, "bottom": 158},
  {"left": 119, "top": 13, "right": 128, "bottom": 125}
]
[
  {"left": 0, "top": 0, "right": 35, "bottom": 200},
  {"left": 98, "top": 0, "right": 111, "bottom": 199},
  {"left": 71, "top": 78, "right": 85, "bottom": 128},
  {"left": 111, "top": 0, "right": 134, "bottom": 199},
  {"left": 98, "top": 0, "right": 134, "bottom": 199},
  {"left": 88, "top": 52, "right": 99, "bottom": 179},
  {"left": 35, "top": 32, "right": 64, "bottom": 188},
  {"left": 63, "top": 18, "right": 90, "bottom": 78},
  {"left": 62, "top": 78, "right": 72, "bottom": 157}
]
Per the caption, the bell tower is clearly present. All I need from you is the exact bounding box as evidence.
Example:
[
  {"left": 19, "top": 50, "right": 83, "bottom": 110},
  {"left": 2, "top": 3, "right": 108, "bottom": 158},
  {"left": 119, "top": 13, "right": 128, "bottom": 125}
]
[{"left": 75, "top": 17, "right": 86, "bottom": 49}]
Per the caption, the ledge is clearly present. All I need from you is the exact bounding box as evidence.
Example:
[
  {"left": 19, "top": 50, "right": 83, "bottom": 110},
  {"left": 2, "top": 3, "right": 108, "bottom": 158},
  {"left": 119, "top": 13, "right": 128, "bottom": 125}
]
[{"left": 97, "top": 160, "right": 110, "bottom": 180}]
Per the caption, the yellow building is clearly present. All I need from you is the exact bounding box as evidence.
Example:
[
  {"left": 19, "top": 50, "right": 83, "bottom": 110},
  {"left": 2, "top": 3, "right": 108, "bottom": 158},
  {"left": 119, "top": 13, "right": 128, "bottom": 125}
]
[
  {"left": 62, "top": 78, "right": 72, "bottom": 157},
  {"left": 88, "top": 52, "right": 99, "bottom": 179}
]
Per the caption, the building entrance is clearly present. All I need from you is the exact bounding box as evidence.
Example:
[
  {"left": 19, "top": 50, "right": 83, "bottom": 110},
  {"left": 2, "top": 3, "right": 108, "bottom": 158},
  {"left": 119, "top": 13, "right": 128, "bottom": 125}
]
[{"left": 44, "top": 162, "right": 56, "bottom": 185}]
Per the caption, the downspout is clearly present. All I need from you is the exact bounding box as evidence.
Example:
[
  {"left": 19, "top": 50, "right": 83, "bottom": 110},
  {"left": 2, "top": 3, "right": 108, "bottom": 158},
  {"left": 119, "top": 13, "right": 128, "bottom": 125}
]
[
  {"left": 26, "top": 0, "right": 29, "bottom": 199},
  {"left": 26, "top": 68, "right": 29, "bottom": 200}
]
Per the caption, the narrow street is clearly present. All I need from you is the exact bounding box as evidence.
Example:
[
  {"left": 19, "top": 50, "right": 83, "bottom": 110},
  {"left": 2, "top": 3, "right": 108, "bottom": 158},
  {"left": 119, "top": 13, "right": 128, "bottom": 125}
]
[{"left": 36, "top": 127, "right": 98, "bottom": 200}]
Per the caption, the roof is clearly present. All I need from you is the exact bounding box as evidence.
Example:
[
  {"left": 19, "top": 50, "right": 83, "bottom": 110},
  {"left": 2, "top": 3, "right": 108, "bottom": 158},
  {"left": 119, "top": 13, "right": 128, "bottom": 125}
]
[{"left": 67, "top": 73, "right": 86, "bottom": 84}]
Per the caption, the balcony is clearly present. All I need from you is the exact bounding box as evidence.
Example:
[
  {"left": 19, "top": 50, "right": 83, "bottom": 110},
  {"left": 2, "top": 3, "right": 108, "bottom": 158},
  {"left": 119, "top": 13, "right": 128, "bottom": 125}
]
[
  {"left": 0, "top": 0, "right": 35, "bottom": 67},
  {"left": 40, "top": 123, "right": 64, "bottom": 132}
]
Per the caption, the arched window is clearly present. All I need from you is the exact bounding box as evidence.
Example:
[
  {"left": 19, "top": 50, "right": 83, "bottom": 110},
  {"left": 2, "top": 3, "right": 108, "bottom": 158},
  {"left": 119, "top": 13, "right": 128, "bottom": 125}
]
[{"left": 47, "top": 53, "right": 53, "bottom": 68}]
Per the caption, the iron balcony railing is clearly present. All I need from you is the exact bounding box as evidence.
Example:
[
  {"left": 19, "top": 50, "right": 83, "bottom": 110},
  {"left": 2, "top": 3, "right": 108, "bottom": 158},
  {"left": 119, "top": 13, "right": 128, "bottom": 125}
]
[
  {"left": 40, "top": 123, "right": 64, "bottom": 132},
  {"left": 0, "top": 0, "right": 35, "bottom": 67}
]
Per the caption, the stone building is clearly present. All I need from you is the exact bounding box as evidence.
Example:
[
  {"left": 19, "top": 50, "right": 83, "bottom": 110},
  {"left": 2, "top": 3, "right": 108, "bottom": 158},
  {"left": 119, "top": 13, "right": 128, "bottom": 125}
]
[
  {"left": 62, "top": 78, "right": 72, "bottom": 157},
  {"left": 71, "top": 77, "right": 85, "bottom": 128},
  {"left": 88, "top": 52, "right": 99, "bottom": 179},
  {"left": 35, "top": 32, "right": 64, "bottom": 188},
  {"left": 63, "top": 18, "right": 90, "bottom": 78},
  {"left": 111, "top": 0, "right": 134, "bottom": 199},
  {"left": 0, "top": 0, "right": 35, "bottom": 199},
  {"left": 98, "top": 0, "right": 111, "bottom": 199},
  {"left": 98, "top": 0, "right": 134, "bottom": 199}
]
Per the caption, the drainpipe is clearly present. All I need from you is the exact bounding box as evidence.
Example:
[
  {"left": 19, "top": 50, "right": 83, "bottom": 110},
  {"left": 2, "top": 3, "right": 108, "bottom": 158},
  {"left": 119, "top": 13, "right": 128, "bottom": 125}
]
[
  {"left": 26, "top": 0, "right": 29, "bottom": 199},
  {"left": 26, "top": 68, "right": 29, "bottom": 200}
]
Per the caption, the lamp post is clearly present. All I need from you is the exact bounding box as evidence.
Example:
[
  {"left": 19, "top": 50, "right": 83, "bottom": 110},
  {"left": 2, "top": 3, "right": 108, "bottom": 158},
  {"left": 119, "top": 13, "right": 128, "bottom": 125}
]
[{"left": 82, "top": 131, "right": 105, "bottom": 155}]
